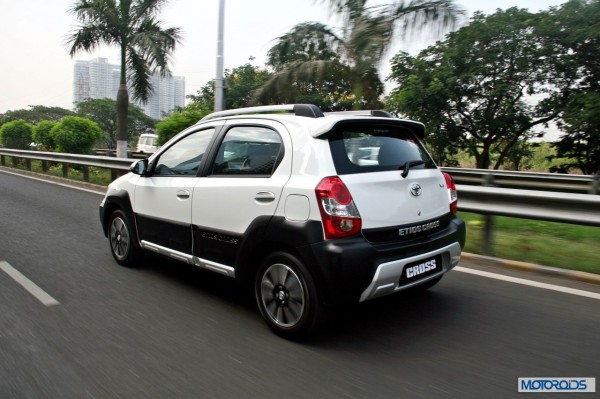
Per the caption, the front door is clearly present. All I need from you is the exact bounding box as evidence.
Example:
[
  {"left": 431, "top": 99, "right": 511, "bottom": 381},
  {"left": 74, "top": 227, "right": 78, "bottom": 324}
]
[{"left": 134, "top": 127, "right": 217, "bottom": 256}]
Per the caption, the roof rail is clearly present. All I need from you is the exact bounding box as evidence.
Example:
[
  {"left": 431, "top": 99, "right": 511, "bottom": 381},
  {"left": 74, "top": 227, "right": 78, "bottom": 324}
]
[
  {"left": 200, "top": 104, "right": 324, "bottom": 121},
  {"left": 323, "top": 110, "right": 395, "bottom": 118}
]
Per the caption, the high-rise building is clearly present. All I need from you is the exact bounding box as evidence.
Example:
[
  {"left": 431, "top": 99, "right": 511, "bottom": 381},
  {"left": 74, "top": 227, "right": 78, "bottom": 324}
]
[
  {"left": 72, "top": 57, "right": 185, "bottom": 120},
  {"left": 139, "top": 74, "right": 186, "bottom": 119}
]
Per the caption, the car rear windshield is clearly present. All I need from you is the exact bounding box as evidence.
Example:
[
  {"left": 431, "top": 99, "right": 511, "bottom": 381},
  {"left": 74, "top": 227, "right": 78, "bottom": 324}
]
[{"left": 328, "top": 123, "right": 436, "bottom": 174}]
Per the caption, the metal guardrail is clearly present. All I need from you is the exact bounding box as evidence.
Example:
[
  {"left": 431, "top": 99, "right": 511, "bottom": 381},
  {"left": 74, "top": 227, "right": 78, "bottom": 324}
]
[
  {"left": 0, "top": 148, "right": 133, "bottom": 181},
  {"left": 1, "top": 149, "right": 599, "bottom": 255},
  {"left": 457, "top": 185, "right": 600, "bottom": 227},
  {"left": 0, "top": 148, "right": 133, "bottom": 170},
  {"left": 442, "top": 167, "right": 600, "bottom": 195},
  {"left": 439, "top": 167, "right": 600, "bottom": 253},
  {"left": 455, "top": 183, "right": 600, "bottom": 254}
]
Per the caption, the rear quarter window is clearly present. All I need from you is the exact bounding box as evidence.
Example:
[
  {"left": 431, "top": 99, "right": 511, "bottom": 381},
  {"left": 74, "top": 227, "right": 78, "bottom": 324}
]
[{"left": 328, "top": 124, "right": 436, "bottom": 174}]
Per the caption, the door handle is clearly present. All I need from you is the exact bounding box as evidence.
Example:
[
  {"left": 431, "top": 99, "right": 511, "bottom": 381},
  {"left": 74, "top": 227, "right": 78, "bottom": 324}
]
[
  {"left": 255, "top": 191, "right": 275, "bottom": 203},
  {"left": 177, "top": 190, "right": 190, "bottom": 200}
]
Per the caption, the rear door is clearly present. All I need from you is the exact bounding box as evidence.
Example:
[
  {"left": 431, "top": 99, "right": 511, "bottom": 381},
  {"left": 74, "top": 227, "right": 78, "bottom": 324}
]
[
  {"left": 191, "top": 120, "right": 292, "bottom": 266},
  {"left": 327, "top": 122, "right": 450, "bottom": 232}
]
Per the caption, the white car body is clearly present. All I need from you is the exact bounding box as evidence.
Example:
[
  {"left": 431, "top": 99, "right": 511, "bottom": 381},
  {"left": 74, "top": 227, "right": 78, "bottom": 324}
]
[{"left": 100, "top": 104, "right": 465, "bottom": 339}]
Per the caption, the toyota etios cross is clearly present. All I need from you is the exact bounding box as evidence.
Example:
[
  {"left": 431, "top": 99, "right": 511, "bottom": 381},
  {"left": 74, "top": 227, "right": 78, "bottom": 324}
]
[{"left": 99, "top": 104, "right": 466, "bottom": 339}]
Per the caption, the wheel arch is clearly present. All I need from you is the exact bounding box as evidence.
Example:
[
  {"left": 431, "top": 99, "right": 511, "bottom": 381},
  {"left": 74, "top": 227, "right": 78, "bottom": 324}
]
[
  {"left": 237, "top": 240, "right": 331, "bottom": 309},
  {"left": 235, "top": 216, "right": 327, "bottom": 300},
  {"left": 100, "top": 191, "right": 136, "bottom": 238},
  {"left": 237, "top": 240, "right": 300, "bottom": 285}
]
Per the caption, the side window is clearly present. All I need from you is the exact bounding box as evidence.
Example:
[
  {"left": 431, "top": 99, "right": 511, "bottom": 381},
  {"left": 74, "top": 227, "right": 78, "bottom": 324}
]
[
  {"left": 210, "top": 126, "right": 283, "bottom": 176},
  {"left": 154, "top": 128, "right": 215, "bottom": 176}
]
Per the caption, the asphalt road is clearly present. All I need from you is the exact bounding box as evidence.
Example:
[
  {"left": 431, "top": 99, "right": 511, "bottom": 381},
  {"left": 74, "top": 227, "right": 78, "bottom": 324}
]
[{"left": 1, "top": 169, "right": 598, "bottom": 399}]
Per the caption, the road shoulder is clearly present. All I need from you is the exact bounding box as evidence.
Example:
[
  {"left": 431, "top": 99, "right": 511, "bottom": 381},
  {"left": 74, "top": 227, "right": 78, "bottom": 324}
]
[{"left": 459, "top": 253, "right": 600, "bottom": 294}]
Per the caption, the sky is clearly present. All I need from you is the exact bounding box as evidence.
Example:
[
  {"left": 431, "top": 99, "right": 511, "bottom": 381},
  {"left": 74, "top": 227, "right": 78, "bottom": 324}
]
[{"left": 0, "top": 0, "right": 569, "bottom": 114}]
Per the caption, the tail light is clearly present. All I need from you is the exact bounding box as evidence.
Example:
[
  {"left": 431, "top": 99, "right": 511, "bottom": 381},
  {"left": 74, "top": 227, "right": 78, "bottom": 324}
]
[
  {"left": 315, "top": 176, "right": 362, "bottom": 239},
  {"left": 442, "top": 172, "right": 458, "bottom": 215}
]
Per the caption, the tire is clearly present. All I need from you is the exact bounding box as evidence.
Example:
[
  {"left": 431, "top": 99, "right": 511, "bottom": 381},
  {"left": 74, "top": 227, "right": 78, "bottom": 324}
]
[
  {"left": 108, "top": 209, "right": 143, "bottom": 267},
  {"left": 255, "top": 252, "right": 326, "bottom": 340}
]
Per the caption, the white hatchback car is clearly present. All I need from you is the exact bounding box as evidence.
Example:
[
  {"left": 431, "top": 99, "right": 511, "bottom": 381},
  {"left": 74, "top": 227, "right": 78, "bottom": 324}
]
[
  {"left": 99, "top": 104, "right": 465, "bottom": 339},
  {"left": 136, "top": 133, "right": 158, "bottom": 153}
]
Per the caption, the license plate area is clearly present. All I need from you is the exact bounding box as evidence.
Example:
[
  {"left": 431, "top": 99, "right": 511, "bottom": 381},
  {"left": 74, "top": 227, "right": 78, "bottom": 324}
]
[{"left": 400, "top": 255, "right": 442, "bottom": 284}]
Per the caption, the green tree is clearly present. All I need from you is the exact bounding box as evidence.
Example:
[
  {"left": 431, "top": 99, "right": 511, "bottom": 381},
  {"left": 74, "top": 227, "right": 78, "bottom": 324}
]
[
  {"left": 189, "top": 63, "right": 272, "bottom": 110},
  {"left": 552, "top": 92, "right": 600, "bottom": 174},
  {"left": 253, "top": 1, "right": 462, "bottom": 109},
  {"left": 32, "top": 120, "right": 59, "bottom": 150},
  {"left": 189, "top": 81, "right": 216, "bottom": 109},
  {"left": 0, "top": 120, "right": 33, "bottom": 149},
  {"left": 67, "top": 0, "right": 182, "bottom": 158},
  {"left": 536, "top": 0, "right": 600, "bottom": 175},
  {"left": 501, "top": 138, "right": 536, "bottom": 171},
  {"left": 155, "top": 103, "right": 210, "bottom": 145},
  {"left": 523, "top": 141, "right": 571, "bottom": 172},
  {"left": 225, "top": 63, "right": 272, "bottom": 109},
  {"left": 50, "top": 116, "right": 105, "bottom": 154},
  {"left": 387, "top": 8, "right": 563, "bottom": 169},
  {"left": 252, "top": 23, "right": 355, "bottom": 110},
  {"left": 0, "top": 106, "right": 74, "bottom": 126},
  {"left": 76, "top": 98, "right": 156, "bottom": 149}
]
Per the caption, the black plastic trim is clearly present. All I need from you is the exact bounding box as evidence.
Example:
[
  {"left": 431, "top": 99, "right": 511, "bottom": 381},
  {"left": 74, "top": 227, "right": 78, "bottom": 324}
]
[
  {"left": 296, "top": 216, "right": 466, "bottom": 305},
  {"left": 293, "top": 104, "right": 325, "bottom": 118},
  {"left": 317, "top": 119, "right": 425, "bottom": 141},
  {"left": 362, "top": 213, "right": 453, "bottom": 243},
  {"left": 192, "top": 216, "right": 325, "bottom": 282},
  {"left": 137, "top": 214, "right": 192, "bottom": 255},
  {"left": 370, "top": 110, "right": 394, "bottom": 117},
  {"left": 262, "top": 217, "right": 325, "bottom": 246},
  {"left": 99, "top": 190, "right": 135, "bottom": 237}
]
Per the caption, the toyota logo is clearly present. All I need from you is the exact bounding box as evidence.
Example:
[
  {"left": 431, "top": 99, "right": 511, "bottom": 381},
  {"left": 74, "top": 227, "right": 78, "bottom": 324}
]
[{"left": 410, "top": 183, "right": 422, "bottom": 197}]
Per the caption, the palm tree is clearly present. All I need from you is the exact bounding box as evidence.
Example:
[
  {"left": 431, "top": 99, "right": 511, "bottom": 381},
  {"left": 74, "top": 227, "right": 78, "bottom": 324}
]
[
  {"left": 253, "top": 0, "right": 463, "bottom": 109},
  {"left": 67, "top": 0, "right": 182, "bottom": 158}
]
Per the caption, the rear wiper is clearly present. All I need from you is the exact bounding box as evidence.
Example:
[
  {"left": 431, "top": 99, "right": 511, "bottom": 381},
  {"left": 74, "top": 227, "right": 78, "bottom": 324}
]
[{"left": 400, "top": 160, "right": 425, "bottom": 178}]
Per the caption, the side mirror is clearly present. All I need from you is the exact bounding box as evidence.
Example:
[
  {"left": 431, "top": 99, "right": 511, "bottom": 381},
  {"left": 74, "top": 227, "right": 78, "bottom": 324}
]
[{"left": 130, "top": 159, "right": 149, "bottom": 176}]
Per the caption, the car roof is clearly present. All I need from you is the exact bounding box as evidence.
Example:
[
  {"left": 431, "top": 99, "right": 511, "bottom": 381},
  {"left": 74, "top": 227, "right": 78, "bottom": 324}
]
[{"left": 196, "top": 104, "right": 425, "bottom": 140}]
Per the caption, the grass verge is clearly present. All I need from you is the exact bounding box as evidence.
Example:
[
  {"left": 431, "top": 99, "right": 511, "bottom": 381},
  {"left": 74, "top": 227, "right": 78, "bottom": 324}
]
[{"left": 459, "top": 212, "right": 600, "bottom": 275}]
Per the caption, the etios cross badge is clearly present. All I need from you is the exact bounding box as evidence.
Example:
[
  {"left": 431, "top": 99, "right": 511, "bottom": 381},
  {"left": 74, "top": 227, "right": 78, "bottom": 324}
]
[{"left": 410, "top": 183, "right": 422, "bottom": 197}]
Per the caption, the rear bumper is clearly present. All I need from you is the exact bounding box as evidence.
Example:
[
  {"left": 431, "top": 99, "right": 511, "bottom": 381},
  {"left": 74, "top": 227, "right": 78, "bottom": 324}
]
[
  {"left": 359, "top": 241, "right": 461, "bottom": 301},
  {"left": 299, "top": 216, "right": 465, "bottom": 306}
]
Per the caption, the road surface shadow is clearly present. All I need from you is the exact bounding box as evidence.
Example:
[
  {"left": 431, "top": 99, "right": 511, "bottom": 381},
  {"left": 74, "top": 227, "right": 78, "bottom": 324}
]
[{"left": 130, "top": 253, "right": 472, "bottom": 347}]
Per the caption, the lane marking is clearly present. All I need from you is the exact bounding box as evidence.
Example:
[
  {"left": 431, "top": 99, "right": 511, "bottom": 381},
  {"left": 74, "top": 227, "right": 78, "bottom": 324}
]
[
  {"left": 0, "top": 261, "right": 60, "bottom": 306},
  {"left": 455, "top": 266, "right": 600, "bottom": 301},
  {"left": 0, "top": 168, "right": 104, "bottom": 195}
]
